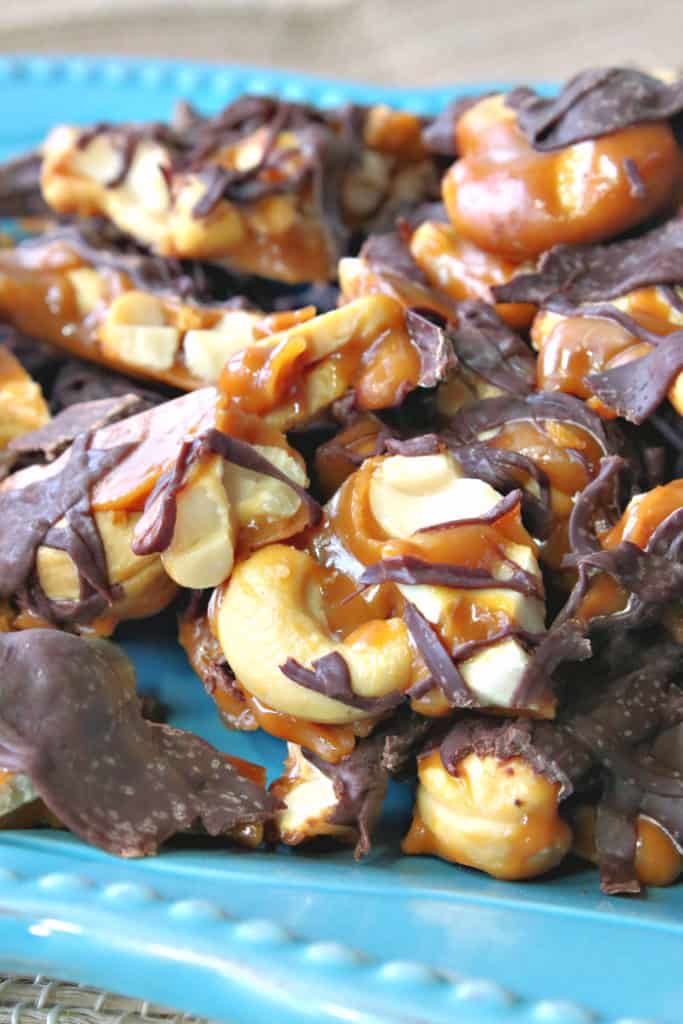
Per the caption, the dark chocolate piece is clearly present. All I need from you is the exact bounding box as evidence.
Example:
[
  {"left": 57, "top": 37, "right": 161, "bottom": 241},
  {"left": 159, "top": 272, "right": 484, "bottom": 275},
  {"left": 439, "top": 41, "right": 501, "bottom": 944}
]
[
  {"left": 131, "top": 437, "right": 203, "bottom": 556},
  {"left": 415, "top": 487, "right": 523, "bottom": 532},
  {"left": 0, "top": 149, "right": 49, "bottom": 216},
  {"left": 405, "top": 309, "right": 457, "bottom": 388},
  {"left": 307, "top": 709, "right": 432, "bottom": 856},
  {"left": 493, "top": 218, "right": 683, "bottom": 308},
  {"left": 0, "top": 630, "right": 277, "bottom": 856},
  {"left": 50, "top": 359, "right": 168, "bottom": 413},
  {"left": 447, "top": 443, "right": 553, "bottom": 539},
  {"left": 360, "top": 230, "right": 429, "bottom": 284},
  {"left": 507, "top": 68, "right": 683, "bottom": 150},
  {"left": 383, "top": 433, "right": 442, "bottom": 457},
  {"left": 280, "top": 652, "right": 403, "bottom": 714},
  {"left": 566, "top": 455, "right": 625, "bottom": 559},
  {"left": 421, "top": 95, "right": 491, "bottom": 157},
  {"left": 0, "top": 432, "right": 133, "bottom": 622},
  {"left": 9, "top": 394, "right": 147, "bottom": 461},
  {"left": 587, "top": 331, "right": 683, "bottom": 424},
  {"left": 447, "top": 301, "right": 536, "bottom": 396}
]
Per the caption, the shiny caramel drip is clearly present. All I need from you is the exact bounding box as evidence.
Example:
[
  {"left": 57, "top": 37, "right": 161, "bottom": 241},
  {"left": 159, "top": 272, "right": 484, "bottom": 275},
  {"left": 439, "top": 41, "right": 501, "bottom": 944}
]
[{"left": 443, "top": 95, "right": 683, "bottom": 261}]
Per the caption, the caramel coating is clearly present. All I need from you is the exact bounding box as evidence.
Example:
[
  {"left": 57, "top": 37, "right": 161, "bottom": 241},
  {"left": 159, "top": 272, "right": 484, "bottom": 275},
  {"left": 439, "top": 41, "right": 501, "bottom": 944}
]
[
  {"left": 0, "top": 239, "right": 315, "bottom": 391},
  {"left": 533, "top": 290, "right": 683, "bottom": 417},
  {"left": 403, "top": 749, "right": 572, "bottom": 880},
  {"left": 410, "top": 219, "right": 535, "bottom": 330},
  {"left": 443, "top": 95, "right": 683, "bottom": 261}
]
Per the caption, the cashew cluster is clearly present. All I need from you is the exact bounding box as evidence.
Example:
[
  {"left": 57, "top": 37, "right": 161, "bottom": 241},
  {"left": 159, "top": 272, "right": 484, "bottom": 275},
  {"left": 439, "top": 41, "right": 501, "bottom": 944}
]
[
  {"left": 215, "top": 449, "right": 546, "bottom": 726},
  {"left": 41, "top": 106, "right": 437, "bottom": 284},
  {"left": 0, "top": 239, "right": 316, "bottom": 390},
  {"left": 2, "top": 387, "right": 309, "bottom": 632},
  {"left": 443, "top": 94, "right": 682, "bottom": 261},
  {"left": 403, "top": 749, "right": 572, "bottom": 880}
]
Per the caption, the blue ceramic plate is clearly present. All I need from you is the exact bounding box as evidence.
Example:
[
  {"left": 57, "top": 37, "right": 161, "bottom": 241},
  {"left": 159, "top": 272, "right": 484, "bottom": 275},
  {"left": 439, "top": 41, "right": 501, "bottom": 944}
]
[{"left": 0, "top": 56, "right": 679, "bottom": 1024}]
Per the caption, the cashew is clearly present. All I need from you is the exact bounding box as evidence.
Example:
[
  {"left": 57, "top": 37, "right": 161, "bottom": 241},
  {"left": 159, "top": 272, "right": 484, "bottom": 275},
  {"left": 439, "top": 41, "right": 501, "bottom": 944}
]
[
  {"left": 169, "top": 178, "right": 245, "bottom": 255},
  {"left": 403, "top": 750, "right": 572, "bottom": 880},
  {"left": 369, "top": 452, "right": 504, "bottom": 538},
  {"left": 183, "top": 312, "right": 263, "bottom": 383},
  {"left": 215, "top": 544, "right": 413, "bottom": 724},
  {"left": 100, "top": 325, "right": 180, "bottom": 372},
  {"left": 67, "top": 267, "right": 106, "bottom": 316},
  {"left": 35, "top": 509, "right": 177, "bottom": 624},
  {"left": 161, "top": 454, "right": 237, "bottom": 589},
  {"left": 224, "top": 444, "right": 306, "bottom": 523},
  {"left": 70, "top": 132, "right": 123, "bottom": 186},
  {"left": 272, "top": 743, "right": 352, "bottom": 845},
  {"left": 106, "top": 290, "right": 166, "bottom": 327}
]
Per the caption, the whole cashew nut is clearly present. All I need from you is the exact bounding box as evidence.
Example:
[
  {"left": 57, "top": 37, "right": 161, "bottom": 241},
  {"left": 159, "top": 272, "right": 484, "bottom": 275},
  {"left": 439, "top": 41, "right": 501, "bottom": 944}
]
[
  {"left": 403, "top": 749, "right": 572, "bottom": 880},
  {"left": 214, "top": 543, "right": 413, "bottom": 724}
]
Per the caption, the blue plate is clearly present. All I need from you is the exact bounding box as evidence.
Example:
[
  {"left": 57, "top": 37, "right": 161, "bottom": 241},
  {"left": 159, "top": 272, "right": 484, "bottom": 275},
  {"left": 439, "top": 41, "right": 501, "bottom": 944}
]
[{"left": 0, "top": 55, "right": 679, "bottom": 1024}]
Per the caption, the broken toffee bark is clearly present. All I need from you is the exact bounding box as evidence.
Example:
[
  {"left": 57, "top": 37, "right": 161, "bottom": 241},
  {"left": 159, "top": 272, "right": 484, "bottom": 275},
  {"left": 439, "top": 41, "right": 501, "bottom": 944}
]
[
  {"left": 36, "top": 96, "right": 440, "bottom": 283},
  {"left": 0, "top": 629, "right": 277, "bottom": 855}
]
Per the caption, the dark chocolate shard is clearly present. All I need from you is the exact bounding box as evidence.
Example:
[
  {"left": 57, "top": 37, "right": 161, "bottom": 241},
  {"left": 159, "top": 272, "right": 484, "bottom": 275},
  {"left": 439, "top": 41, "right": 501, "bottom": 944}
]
[
  {"left": 512, "top": 619, "right": 591, "bottom": 707},
  {"left": 205, "top": 428, "right": 321, "bottom": 527},
  {"left": 566, "top": 455, "right": 625, "bottom": 559},
  {"left": 359, "top": 553, "right": 542, "bottom": 598},
  {"left": 587, "top": 331, "right": 683, "bottom": 424},
  {"left": 493, "top": 218, "right": 683, "bottom": 308},
  {"left": 447, "top": 300, "right": 536, "bottom": 396},
  {"left": 405, "top": 309, "right": 457, "bottom": 388},
  {"left": 438, "top": 717, "right": 594, "bottom": 801},
  {"left": 0, "top": 630, "right": 276, "bottom": 856},
  {"left": 421, "top": 95, "right": 491, "bottom": 157},
  {"left": 9, "top": 394, "right": 147, "bottom": 461},
  {"left": 0, "top": 432, "right": 133, "bottom": 622},
  {"left": 415, "top": 487, "right": 523, "bottom": 532},
  {"left": 383, "top": 433, "right": 442, "bottom": 457},
  {"left": 447, "top": 443, "right": 553, "bottom": 540},
  {"left": 307, "top": 709, "right": 432, "bottom": 857},
  {"left": 0, "top": 149, "right": 49, "bottom": 216},
  {"left": 50, "top": 359, "right": 168, "bottom": 413},
  {"left": 360, "top": 230, "right": 429, "bottom": 284},
  {"left": 402, "top": 601, "right": 473, "bottom": 707},
  {"left": 280, "top": 652, "right": 403, "bottom": 714},
  {"left": 507, "top": 68, "right": 683, "bottom": 150}
]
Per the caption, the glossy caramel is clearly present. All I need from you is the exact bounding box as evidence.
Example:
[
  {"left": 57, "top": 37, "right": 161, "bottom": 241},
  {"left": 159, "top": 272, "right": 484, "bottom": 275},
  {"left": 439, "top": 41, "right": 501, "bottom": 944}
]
[{"left": 443, "top": 95, "right": 683, "bottom": 261}]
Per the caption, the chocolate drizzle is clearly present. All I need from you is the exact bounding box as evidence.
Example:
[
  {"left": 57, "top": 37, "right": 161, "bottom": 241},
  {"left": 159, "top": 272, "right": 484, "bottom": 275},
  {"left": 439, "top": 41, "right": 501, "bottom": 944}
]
[
  {"left": 0, "top": 432, "right": 133, "bottom": 623},
  {"left": 132, "top": 427, "right": 321, "bottom": 557},
  {"left": 507, "top": 68, "right": 683, "bottom": 150},
  {"left": 0, "top": 630, "right": 277, "bottom": 856},
  {"left": 9, "top": 394, "right": 147, "bottom": 461},
  {"left": 280, "top": 651, "right": 403, "bottom": 713},
  {"left": 359, "top": 553, "right": 543, "bottom": 598}
]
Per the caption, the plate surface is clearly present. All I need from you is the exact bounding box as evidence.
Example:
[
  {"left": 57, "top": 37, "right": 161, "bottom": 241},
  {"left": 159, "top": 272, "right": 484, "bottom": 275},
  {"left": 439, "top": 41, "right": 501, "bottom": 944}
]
[{"left": 0, "top": 55, "right": 680, "bottom": 1024}]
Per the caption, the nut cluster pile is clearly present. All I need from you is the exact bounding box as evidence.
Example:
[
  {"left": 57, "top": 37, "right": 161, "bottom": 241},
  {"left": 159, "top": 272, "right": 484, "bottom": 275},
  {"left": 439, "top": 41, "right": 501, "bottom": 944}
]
[{"left": 2, "top": 68, "right": 683, "bottom": 893}]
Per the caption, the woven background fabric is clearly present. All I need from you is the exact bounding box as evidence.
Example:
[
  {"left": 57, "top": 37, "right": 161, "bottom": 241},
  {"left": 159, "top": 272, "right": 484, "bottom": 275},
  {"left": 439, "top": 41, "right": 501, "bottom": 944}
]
[{"left": 0, "top": 0, "right": 680, "bottom": 86}]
